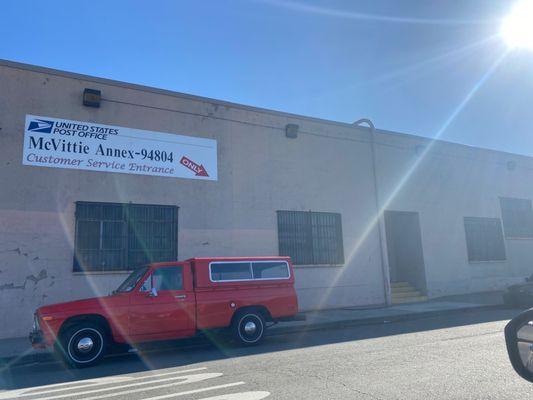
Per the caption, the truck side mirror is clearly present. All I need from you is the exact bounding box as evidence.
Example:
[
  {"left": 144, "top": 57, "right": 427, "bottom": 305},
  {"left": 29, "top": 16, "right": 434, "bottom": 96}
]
[
  {"left": 149, "top": 287, "right": 158, "bottom": 298},
  {"left": 505, "top": 309, "right": 533, "bottom": 382}
]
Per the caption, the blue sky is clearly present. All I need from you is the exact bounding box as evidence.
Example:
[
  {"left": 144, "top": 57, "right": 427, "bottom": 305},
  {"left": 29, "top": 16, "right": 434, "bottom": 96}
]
[{"left": 2, "top": 0, "right": 533, "bottom": 155}]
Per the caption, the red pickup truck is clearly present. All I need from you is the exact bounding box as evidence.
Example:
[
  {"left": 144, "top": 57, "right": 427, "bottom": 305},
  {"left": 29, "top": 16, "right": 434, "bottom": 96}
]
[{"left": 29, "top": 257, "right": 300, "bottom": 367}]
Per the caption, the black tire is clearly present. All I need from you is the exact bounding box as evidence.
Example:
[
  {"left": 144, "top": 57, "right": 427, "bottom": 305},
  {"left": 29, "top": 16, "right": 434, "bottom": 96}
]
[
  {"left": 231, "top": 310, "right": 265, "bottom": 346},
  {"left": 58, "top": 322, "right": 107, "bottom": 368}
]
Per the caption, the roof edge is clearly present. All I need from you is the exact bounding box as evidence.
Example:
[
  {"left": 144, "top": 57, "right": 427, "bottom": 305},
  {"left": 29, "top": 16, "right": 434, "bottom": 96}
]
[
  {"left": 0, "top": 58, "right": 359, "bottom": 130},
  {"left": 1, "top": 58, "right": 532, "bottom": 162}
]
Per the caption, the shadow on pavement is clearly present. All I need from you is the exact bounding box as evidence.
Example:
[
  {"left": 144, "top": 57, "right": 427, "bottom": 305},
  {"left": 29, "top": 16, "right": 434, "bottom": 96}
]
[{"left": 0, "top": 307, "right": 521, "bottom": 391}]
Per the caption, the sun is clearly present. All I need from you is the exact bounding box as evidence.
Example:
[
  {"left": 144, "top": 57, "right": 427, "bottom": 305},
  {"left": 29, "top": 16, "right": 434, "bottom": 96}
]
[{"left": 501, "top": 0, "right": 533, "bottom": 49}]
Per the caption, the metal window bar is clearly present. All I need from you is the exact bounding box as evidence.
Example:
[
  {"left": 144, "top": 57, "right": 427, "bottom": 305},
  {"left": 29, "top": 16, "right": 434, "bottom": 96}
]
[
  {"left": 277, "top": 210, "right": 344, "bottom": 265},
  {"left": 464, "top": 217, "right": 506, "bottom": 262},
  {"left": 500, "top": 197, "right": 533, "bottom": 238},
  {"left": 74, "top": 202, "right": 178, "bottom": 272},
  {"left": 126, "top": 204, "right": 178, "bottom": 269}
]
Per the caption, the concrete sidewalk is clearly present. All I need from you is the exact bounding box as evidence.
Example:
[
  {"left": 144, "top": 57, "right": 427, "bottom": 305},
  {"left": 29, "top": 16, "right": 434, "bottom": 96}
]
[
  {"left": 0, "top": 290, "right": 507, "bottom": 367},
  {"left": 269, "top": 290, "right": 506, "bottom": 335}
]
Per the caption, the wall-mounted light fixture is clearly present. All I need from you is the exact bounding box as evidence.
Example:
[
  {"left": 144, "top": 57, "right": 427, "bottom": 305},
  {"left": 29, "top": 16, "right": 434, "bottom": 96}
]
[
  {"left": 83, "top": 88, "right": 101, "bottom": 108},
  {"left": 285, "top": 123, "right": 299, "bottom": 139}
]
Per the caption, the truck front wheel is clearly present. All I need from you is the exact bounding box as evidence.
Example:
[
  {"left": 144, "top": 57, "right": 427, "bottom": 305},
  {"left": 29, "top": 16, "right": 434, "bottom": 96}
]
[
  {"left": 232, "top": 311, "right": 265, "bottom": 346},
  {"left": 58, "top": 323, "right": 107, "bottom": 368}
]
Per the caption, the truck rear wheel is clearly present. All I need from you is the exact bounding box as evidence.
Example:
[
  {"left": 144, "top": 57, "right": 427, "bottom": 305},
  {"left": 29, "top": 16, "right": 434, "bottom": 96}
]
[
  {"left": 232, "top": 311, "right": 265, "bottom": 346},
  {"left": 58, "top": 322, "right": 107, "bottom": 368}
]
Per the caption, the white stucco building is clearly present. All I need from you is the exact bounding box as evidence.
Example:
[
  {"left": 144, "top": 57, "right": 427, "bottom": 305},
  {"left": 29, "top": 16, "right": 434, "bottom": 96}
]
[{"left": 1, "top": 59, "right": 532, "bottom": 339}]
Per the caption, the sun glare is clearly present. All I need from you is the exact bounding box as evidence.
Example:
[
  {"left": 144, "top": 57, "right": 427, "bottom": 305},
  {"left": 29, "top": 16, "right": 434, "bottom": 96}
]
[{"left": 501, "top": 0, "right": 533, "bottom": 49}]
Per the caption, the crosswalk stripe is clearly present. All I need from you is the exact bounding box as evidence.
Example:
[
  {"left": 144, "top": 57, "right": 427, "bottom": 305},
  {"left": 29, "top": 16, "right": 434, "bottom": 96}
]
[
  {"left": 8, "top": 373, "right": 223, "bottom": 400},
  {"left": 78, "top": 373, "right": 226, "bottom": 400},
  {"left": 8, "top": 378, "right": 132, "bottom": 398},
  {"left": 197, "top": 392, "right": 271, "bottom": 400},
  {"left": 0, "top": 367, "right": 208, "bottom": 399},
  {"left": 110, "top": 382, "right": 245, "bottom": 400}
]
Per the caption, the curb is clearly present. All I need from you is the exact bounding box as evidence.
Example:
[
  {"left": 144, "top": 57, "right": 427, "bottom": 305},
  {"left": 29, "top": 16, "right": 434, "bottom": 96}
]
[
  {"left": 267, "top": 304, "right": 506, "bottom": 336},
  {"left": 0, "top": 304, "right": 506, "bottom": 368},
  {"left": 0, "top": 351, "right": 55, "bottom": 368}
]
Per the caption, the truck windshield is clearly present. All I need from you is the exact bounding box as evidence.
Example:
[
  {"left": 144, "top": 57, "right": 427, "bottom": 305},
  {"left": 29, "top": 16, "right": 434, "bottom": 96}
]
[{"left": 115, "top": 266, "right": 149, "bottom": 293}]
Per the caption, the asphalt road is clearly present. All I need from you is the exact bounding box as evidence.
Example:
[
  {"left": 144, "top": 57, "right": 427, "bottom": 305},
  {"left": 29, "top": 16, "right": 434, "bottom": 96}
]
[{"left": 1, "top": 308, "right": 533, "bottom": 399}]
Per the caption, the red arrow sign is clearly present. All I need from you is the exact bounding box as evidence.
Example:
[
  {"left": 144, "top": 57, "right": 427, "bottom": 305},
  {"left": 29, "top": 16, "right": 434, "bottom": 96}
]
[{"left": 180, "top": 156, "right": 209, "bottom": 177}]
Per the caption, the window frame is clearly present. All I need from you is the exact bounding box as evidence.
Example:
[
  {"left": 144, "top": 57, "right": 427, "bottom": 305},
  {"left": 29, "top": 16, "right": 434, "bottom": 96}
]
[
  {"left": 499, "top": 197, "right": 533, "bottom": 239},
  {"left": 463, "top": 216, "right": 507, "bottom": 263},
  {"left": 117, "top": 266, "right": 150, "bottom": 293},
  {"left": 73, "top": 201, "right": 178, "bottom": 273},
  {"left": 251, "top": 261, "right": 291, "bottom": 280},
  {"left": 277, "top": 210, "right": 345, "bottom": 266},
  {"left": 208, "top": 260, "right": 291, "bottom": 283},
  {"left": 143, "top": 266, "right": 184, "bottom": 292}
]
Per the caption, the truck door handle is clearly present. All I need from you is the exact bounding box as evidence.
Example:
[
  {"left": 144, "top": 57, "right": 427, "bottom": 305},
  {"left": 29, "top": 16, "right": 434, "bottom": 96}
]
[{"left": 175, "top": 294, "right": 187, "bottom": 299}]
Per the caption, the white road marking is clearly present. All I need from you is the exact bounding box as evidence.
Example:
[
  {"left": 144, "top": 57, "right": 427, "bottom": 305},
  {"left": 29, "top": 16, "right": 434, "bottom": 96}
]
[
  {"left": 1, "top": 366, "right": 272, "bottom": 400},
  {"left": 0, "top": 381, "right": 100, "bottom": 398},
  {"left": 73, "top": 373, "right": 225, "bottom": 400},
  {"left": 0, "top": 368, "right": 211, "bottom": 400},
  {"left": 0, "top": 368, "right": 207, "bottom": 398},
  {"left": 0, "top": 378, "right": 128, "bottom": 400},
  {"left": 197, "top": 393, "right": 271, "bottom": 400},
  {"left": 3, "top": 377, "right": 122, "bottom": 394},
  {"left": 5, "top": 367, "right": 207, "bottom": 398},
  {"left": 131, "top": 382, "right": 246, "bottom": 400}
]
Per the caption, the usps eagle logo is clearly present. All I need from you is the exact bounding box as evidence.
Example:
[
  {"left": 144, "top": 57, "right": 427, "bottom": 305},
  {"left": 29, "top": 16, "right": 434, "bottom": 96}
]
[{"left": 27, "top": 119, "right": 54, "bottom": 133}]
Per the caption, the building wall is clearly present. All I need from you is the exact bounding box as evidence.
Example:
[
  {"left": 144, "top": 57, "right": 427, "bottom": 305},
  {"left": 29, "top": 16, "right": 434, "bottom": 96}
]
[
  {"left": 375, "top": 133, "right": 533, "bottom": 297},
  {"left": 3, "top": 61, "right": 533, "bottom": 340},
  {"left": 0, "top": 62, "right": 386, "bottom": 339}
]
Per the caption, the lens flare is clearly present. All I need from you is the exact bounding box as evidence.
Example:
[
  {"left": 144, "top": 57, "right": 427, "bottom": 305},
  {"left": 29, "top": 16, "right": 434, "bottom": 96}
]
[{"left": 501, "top": 0, "right": 533, "bottom": 49}]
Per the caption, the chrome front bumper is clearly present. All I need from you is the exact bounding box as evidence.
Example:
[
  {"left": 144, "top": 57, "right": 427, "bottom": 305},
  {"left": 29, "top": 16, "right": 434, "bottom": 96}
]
[{"left": 29, "top": 329, "right": 45, "bottom": 348}]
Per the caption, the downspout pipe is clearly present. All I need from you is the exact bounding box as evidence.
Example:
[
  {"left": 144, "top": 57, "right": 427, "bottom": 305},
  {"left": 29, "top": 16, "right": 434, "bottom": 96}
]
[{"left": 353, "top": 118, "right": 391, "bottom": 306}]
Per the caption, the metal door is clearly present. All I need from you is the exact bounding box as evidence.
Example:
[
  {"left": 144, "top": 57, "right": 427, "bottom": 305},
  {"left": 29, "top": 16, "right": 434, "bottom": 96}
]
[{"left": 385, "top": 211, "right": 427, "bottom": 292}]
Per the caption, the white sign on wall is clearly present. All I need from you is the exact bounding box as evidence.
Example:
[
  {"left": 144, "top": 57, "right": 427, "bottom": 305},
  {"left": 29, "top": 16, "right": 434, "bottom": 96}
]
[{"left": 22, "top": 114, "right": 218, "bottom": 181}]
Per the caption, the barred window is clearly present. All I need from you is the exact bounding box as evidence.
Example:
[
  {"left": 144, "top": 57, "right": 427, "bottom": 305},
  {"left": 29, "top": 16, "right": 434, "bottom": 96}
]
[
  {"left": 499, "top": 197, "right": 533, "bottom": 238},
  {"left": 277, "top": 210, "right": 344, "bottom": 265},
  {"left": 74, "top": 202, "right": 178, "bottom": 272},
  {"left": 464, "top": 217, "right": 506, "bottom": 262}
]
